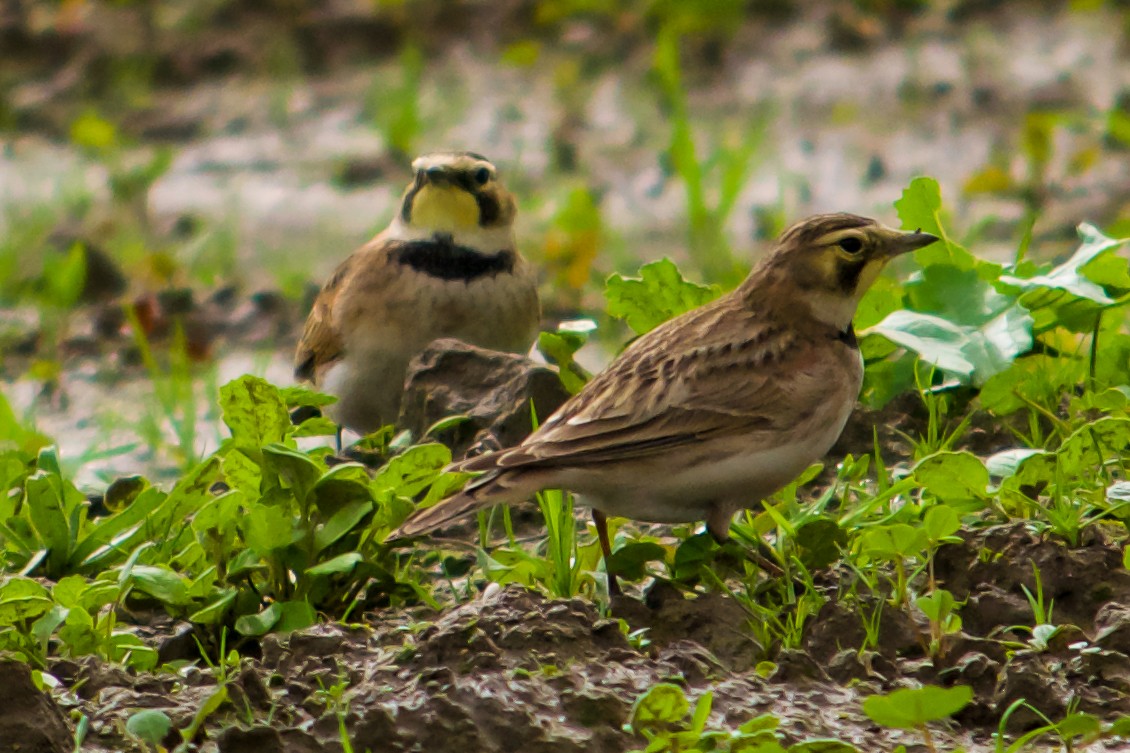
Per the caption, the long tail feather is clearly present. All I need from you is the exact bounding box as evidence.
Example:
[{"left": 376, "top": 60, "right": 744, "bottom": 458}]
[{"left": 391, "top": 468, "right": 539, "bottom": 538}]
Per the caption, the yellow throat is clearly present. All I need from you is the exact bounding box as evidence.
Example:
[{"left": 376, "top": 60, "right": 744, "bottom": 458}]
[{"left": 410, "top": 185, "right": 480, "bottom": 232}]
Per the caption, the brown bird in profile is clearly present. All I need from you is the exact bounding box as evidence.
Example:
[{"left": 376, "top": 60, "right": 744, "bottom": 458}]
[
  {"left": 294, "top": 152, "right": 540, "bottom": 436},
  {"left": 393, "top": 214, "right": 937, "bottom": 594}
]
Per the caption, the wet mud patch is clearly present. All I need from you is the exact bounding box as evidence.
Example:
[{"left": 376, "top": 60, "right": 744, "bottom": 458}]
[{"left": 36, "top": 586, "right": 1006, "bottom": 752}]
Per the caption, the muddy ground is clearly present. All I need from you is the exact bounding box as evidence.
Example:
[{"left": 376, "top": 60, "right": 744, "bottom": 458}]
[{"left": 6, "top": 521, "right": 1130, "bottom": 751}]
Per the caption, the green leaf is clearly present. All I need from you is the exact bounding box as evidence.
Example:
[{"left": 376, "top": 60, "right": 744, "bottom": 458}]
[
  {"left": 997, "top": 223, "right": 1130, "bottom": 332},
  {"left": 787, "top": 741, "right": 860, "bottom": 753},
  {"left": 187, "top": 589, "right": 236, "bottom": 625},
  {"left": 865, "top": 306, "right": 1032, "bottom": 386},
  {"left": 862, "top": 685, "right": 972, "bottom": 729},
  {"left": 220, "top": 376, "right": 291, "bottom": 449},
  {"left": 246, "top": 502, "right": 298, "bottom": 553},
  {"left": 629, "top": 683, "right": 689, "bottom": 732},
  {"left": 538, "top": 320, "right": 596, "bottom": 394},
  {"left": 125, "top": 565, "right": 190, "bottom": 606},
  {"left": 125, "top": 709, "right": 172, "bottom": 744},
  {"left": 306, "top": 552, "right": 363, "bottom": 576},
  {"left": 43, "top": 244, "right": 87, "bottom": 310},
  {"left": 979, "top": 354, "right": 1083, "bottom": 416},
  {"left": 371, "top": 443, "right": 452, "bottom": 499},
  {"left": 1053, "top": 712, "right": 1101, "bottom": 740},
  {"left": 893, "top": 177, "right": 970, "bottom": 262},
  {"left": 234, "top": 602, "right": 281, "bottom": 636},
  {"left": 985, "top": 448, "right": 1049, "bottom": 480},
  {"left": 922, "top": 505, "right": 961, "bottom": 543},
  {"left": 274, "top": 600, "right": 317, "bottom": 633},
  {"left": 314, "top": 499, "right": 373, "bottom": 552},
  {"left": 262, "top": 443, "right": 322, "bottom": 504},
  {"left": 604, "top": 259, "right": 721, "bottom": 335},
  {"left": 915, "top": 589, "right": 956, "bottom": 621},
  {"left": 24, "top": 471, "right": 73, "bottom": 576},
  {"left": 0, "top": 576, "right": 53, "bottom": 623},
  {"left": 606, "top": 542, "right": 667, "bottom": 581},
  {"left": 690, "top": 691, "right": 713, "bottom": 734},
  {"left": 70, "top": 111, "right": 118, "bottom": 154},
  {"left": 914, "top": 452, "right": 989, "bottom": 505},
  {"left": 794, "top": 517, "right": 847, "bottom": 569},
  {"left": 860, "top": 524, "right": 928, "bottom": 561},
  {"left": 73, "top": 487, "right": 167, "bottom": 568}
]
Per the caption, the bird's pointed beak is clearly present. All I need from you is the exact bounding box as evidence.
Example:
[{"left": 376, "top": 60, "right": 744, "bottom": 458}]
[{"left": 884, "top": 227, "right": 940, "bottom": 257}]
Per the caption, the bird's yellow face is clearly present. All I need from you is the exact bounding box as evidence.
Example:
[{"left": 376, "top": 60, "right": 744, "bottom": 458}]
[
  {"left": 400, "top": 152, "right": 517, "bottom": 234},
  {"left": 752, "top": 213, "right": 939, "bottom": 327}
]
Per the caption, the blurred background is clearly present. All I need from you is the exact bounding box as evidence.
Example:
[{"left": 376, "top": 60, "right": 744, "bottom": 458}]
[{"left": 2, "top": 0, "right": 1129, "bottom": 481}]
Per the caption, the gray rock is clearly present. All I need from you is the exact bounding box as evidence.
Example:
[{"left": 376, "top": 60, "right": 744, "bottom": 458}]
[
  {"left": 399, "top": 338, "right": 571, "bottom": 459},
  {"left": 0, "top": 659, "right": 72, "bottom": 753}
]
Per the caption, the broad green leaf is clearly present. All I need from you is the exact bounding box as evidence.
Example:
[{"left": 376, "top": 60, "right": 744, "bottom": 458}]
[
  {"left": 894, "top": 177, "right": 969, "bottom": 264},
  {"left": 538, "top": 320, "right": 596, "bottom": 394},
  {"left": 794, "top": 517, "right": 847, "bottom": 569},
  {"left": 915, "top": 589, "right": 956, "bottom": 621},
  {"left": 73, "top": 487, "right": 167, "bottom": 568},
  {"left": 921, "top": 268, "right": 1010, "bottom": 324},
  {"left": 371, "top": 443, "right": 452, "bottom": 499},
  {"left": 0, "top": 576, "right": 53, "bottom": 623},
  {"left": 865, "top": 307, "right": 1032, "bottom": 386},
  {"left": 125, "top": 565, "right": 190, "bottom": 606},
  {"left": 125, "top": 709, "right": 171, "bottom": 744},
  {"left": 274, "top": 600, "right": 317, "bottom": 633},
  {"left": 188, "top": 589, "right": 236, "bottom": 625},
  {"left": 997, "top": 223, "right": 1130, "bottom": 332},
  {"left": 922, "top": 505, "right": 961, "bottom": 542},
  {"left": 979, "top": 355, "right": 1083, "bottom": 416},
  {"left": 604, "top": 259, "right": 721, "bottom": 335},
  {"left": 606, "top": 542, "right": 667, "bottom": 581},
  {"left": 985, "top": 448, "right": 1049, "bottom": 479},
  {"left": 24, "top": 471, "right": 73, "bottom": 576},
  {"left": 262, "top": 443, "right": 322, "bottom": 503},
  {"left": 313, "top": 464, "right": 373, "bottom": 517},
  {"left": 1058, "top": 417, "right": 1130, "bottom": 474},
  {"left": 1053, "top": 713, "right": 1102, "bottom": 740},
  {"left": 314, "top": 499, "right": 373, "bottom": 552},
  {"left": 30, "top": 605, "right": 68, "bottom": 651},
  {"left": 278, "top": 385, "right": 338, "bottom": 409},
  {"left": 235, "top": 602, "right": 281, "bottom": 636},
  {"left": 220, "top": 376, "right": 291, "bottom": 449},
  {"left": 306, "top": 552, "right": 363, "bottom": 576},
  {"left": 914, "top": 452, "right": 989, "bottom": 505},
  {"left": 629, "top": 683, "right": 689, "bottom": 731},
  {"left": 860, "top": 524, "right": 928, "bottom": 561},
  {"left": 246, "top": 502, "right": 298, "bottom": 553},
  {"left": 862, "top": 685, "right": 973, "bottom": 729}
]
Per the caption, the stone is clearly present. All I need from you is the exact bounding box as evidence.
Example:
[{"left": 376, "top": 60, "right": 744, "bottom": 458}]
[{"left": 399, "top": 338, "right": 571, "bottom": 459}]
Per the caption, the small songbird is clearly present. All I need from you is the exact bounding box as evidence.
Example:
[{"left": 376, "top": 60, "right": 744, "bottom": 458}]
[
  {"left": 294, "top": 152, "right": 541, "bottom": 435},
  {"left": 393, "top": 214, "right": 938, "bottom": 592}
]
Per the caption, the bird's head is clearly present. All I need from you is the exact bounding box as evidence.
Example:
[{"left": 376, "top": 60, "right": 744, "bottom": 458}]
[
  {"left": 398, "top": 152, "right": 517, "bottom": 236},
  {"left": 744, "top": 213, "right": 938, "bottom": 330}
]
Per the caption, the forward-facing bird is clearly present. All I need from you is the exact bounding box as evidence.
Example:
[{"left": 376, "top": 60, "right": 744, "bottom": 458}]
[
  {"left": 394, "top": 214, "right": 938, "bottom": 593},
  {"left": 295, "top": 152, "right": 540, "bottom": 436}
]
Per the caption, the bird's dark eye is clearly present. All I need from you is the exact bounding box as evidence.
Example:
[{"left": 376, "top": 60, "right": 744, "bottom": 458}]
[
  {"left": 838, "top": 237, "right": 863, "bottom": 254},
  {"left": 474, "top": 167, "right": 491, "bottom": 185}
]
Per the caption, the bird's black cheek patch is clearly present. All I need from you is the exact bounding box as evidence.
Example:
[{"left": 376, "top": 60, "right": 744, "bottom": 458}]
[
  {"left": 836, "top": 258, "right": 868, "bottom": 294},
  {"left": 401, "top": 185, "right": 420, "bottom": 223},
  {"left": 476, "top": 192, "right": 500, "bottom": 226}
]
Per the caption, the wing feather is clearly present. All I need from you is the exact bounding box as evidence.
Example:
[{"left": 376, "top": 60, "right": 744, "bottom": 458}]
[
  {"left": 489, "top": 298, "right": 808, "bottom": 468},
  {"left": 293, "top": 253, "right": 359, "bottom": 383}
]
